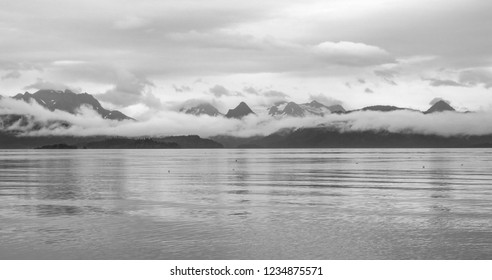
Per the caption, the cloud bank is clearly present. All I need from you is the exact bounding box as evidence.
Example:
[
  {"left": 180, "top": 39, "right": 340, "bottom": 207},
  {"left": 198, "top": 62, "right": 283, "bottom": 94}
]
[
  {"left": 1, "top": 0, "right": 491, "bottom": 113},
  {"left": 2, "top": 98, "right": 492, "bottom": 138}
]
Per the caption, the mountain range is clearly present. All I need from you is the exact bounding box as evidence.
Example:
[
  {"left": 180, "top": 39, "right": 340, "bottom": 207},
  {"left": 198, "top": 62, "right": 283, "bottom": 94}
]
[
  {"left": 181, "top": 99, "right": 454, "bottom": 119},
  {"left": 268, "top": 100, "right": 346, "bottom": 117},
  {"left": 2, "top": 89, "right": 457, "bottom": 125},
  {"left": 12, "top": 89, "right": 133, "bottom": 121},
  {"left": 180, "top": 101, "right": 256, "bottom": 118},
  {"left": 1, "top": 89, "right": 480, "bottom": 149},
  {"left": 179, "top": 103, "right": 222, "bottom": 117},
  {"left": 211, "top": 127, "right": 492, "bottom": 148}
]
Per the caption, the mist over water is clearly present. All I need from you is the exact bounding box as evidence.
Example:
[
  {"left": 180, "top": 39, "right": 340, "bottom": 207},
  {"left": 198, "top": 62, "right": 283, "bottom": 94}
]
[
  {"left": 3, "top": 98, "right": 492, "bottom": 138},
  {"left": 1, "top": 149, "right": 492, "bottom": 259}
]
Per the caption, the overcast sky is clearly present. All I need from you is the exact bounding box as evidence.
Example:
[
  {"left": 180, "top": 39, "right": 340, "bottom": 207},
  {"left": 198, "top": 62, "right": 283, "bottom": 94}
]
[{"left": 1, "top": 0, "right": 492, "bottom": 118}]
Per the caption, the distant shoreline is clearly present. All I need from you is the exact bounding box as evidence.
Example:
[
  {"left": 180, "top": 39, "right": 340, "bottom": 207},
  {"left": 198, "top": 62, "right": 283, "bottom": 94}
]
[{"left": 2, "top": 130, "right": 492, "bottom": 149}]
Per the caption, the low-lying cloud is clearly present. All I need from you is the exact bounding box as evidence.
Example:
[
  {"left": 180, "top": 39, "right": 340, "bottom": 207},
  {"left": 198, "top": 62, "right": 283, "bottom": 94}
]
[
  {"left": 429, "top": 97, "right": 451, "bottom": 106},
  {"left": 2, "top": 98, "right": 492, "bottom": 138},
  {"left": 209, "top": 84, "right": 237, "bottom": 97}
]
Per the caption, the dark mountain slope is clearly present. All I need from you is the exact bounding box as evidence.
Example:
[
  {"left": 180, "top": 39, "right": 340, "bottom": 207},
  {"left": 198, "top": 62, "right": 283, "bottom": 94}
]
[
  {"left": 180, "top": 103, "right": 222, "bottom": 117},
  {"left": 13, "top": 89, "right": 133, "bottom": 121},
  {"left": 225, "top": 102, "right": 255, "bottom": 119},
  {"left": 212, "top": 127, "right": 492, "bottom": 148},
  {"left": 425, "top": 100, "right": 455, "bottom": 114}
]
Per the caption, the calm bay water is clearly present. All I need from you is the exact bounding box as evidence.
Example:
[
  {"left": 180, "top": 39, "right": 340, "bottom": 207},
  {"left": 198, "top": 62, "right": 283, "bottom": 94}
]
[{"left": 0, "top": 148, "right": 491, "bottom": 259}]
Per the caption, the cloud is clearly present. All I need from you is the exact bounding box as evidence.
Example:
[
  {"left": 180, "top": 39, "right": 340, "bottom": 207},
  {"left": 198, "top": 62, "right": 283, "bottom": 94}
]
[
  {"left": 23, "top": 78, "right": 80, "bottom": 92},
  {"left": 374, "top": 69, "right": 397, "bottom": 79},
  {"left": 364, "top": 88, "right": 374, "bottom": 93},
  {"left": 2, "top": 70, "right": 21, "bottom": 80},
  {"left": 1, "top": 0, "right": 492, "bottom": 112},
  {"left": 253, "top": 90, "right": 289, "bottom": 106},
  {"left": 459, "top": 69, "right": 492, "bottom": 88},
  {"left": 0, "top": 61, "right": 41, "bottom": 80},
  {"left": 263, "top": 90, "right": 289, "bottom": 98},
  {"left": 178, "top": 98, "right": 220, "bottom": 109},
  {"left": 308, "top": 94, "right": 343, "bottom": 106},
  {"left": 306, "top": 1, "right": 492, "bottom": 69},
  {"left": 3, "top": 97, "right": 492, "bottom": 139},
  {"left": 208, "top": 84, "right": 244, "bottom": 98},
  {"left": 47, "top": 61, "right": 133, "bottom": 86},
  {"left": 374, "top": 69, "right": 398, "bottom": 85},
  {"left": 209, "top": 84, "right": 233, "bottom": 97},
  {"left": 429, "top": 97, "right": 451, "bottom": 106},
  {"left": 343, "top": 110, "right": 492, "bottom": 137},
  {"left": 95, "top": 71, "right": 158, "bottom": 108},
  {"left": 313, "top": 41, "right": 394, "bottom": 67},
  {"left": 0, "top": 97, "right": 117, "bottom": 133},
  {"left": 243, "top": 86, "right": 259, "bottom": 95},
  {"left": 52, "top": 60, "right": 87, "bottom": 66},
  {"left": 425, "top": 78, "right": 465, "bottom": 87},
  {"left": 173, "top": 85, "right": 192, "bottom": 92},
  {"left": 241, "top": 87, "right": 289, "bottom": 101}
]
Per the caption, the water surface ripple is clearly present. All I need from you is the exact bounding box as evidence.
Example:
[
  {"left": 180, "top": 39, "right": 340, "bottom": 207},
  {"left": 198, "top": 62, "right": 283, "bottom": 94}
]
[{"left": 0, "top": 149, "right": 491, "bottom": 259}]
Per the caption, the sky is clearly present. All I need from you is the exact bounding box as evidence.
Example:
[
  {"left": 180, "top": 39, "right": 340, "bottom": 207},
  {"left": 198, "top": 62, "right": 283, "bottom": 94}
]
[{"left": 1, "top": 0, "right": 492, "bottom": 119}]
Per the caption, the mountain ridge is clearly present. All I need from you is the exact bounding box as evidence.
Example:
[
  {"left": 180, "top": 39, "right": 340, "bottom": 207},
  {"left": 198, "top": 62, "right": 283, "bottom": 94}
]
[
  {"left": 225, "top": 101, "right": 255, "bottom": 119},
  {"left": 425, "top": 100, "right": 456, "bottom": 114},
  {"left": 212, "top": 127, "right": 492, "bottom": 149},
  {"left": 12, "top": 89, "right": 134, "bottom": 121},
  {"left": 180, "top": 102, "right": 222, "bottom": 117},
  {"left": 268, "top": 100, "right": 346, "bottom": 117}
]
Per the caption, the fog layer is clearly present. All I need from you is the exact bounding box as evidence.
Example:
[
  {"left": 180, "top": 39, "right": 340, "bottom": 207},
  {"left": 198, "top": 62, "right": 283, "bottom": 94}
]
[{"left": 2, "top": 98, "right": 492, "bottom": 138}]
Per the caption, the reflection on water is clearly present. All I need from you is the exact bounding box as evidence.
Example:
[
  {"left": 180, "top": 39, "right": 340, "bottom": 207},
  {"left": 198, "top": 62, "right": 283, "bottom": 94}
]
[{"left": 1, "top": 149, "right": 492, "bottom": 259}]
